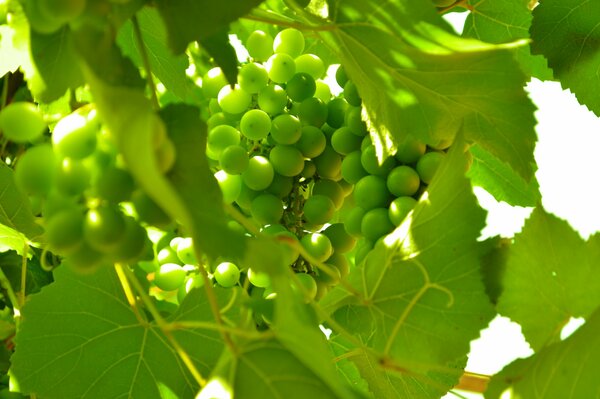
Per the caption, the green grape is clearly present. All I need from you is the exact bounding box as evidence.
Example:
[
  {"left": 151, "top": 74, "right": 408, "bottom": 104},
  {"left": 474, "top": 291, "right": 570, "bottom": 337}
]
[
  {"left": 240, "top": 109, "right": 271, "bottom": 141},
  {"left": 314, "top": 81, "right": 332, "bottom": 103},
  {"left": 354, "top": 175, "right": 390, "bottom": 210},
  {"left": 316, "top": 263, "right": 341, "bottom": 286},
  {"left": 242, "top": 155, "right": 274, "bottom": 190},
  {"left": 389, "top": 196, "right": 417, "bottom": 226},
  {"left": 55, "top": 158, "right": 90, "bottom": 197},
  {"left": 219, "top": 145, "right": 249, "bottom": 175},
  {"left": 300, "top": 160, "right": 316, "bottom": 179},
  {"left": 208, "top": 98, "right": 222, "bottom": 114},
  {"left": 176, "top": 237, "right": 197, "bottom": 265},
  {"left": 395, "top": 137, "right": 426, "bottom": 164},
  {"left": 416, "top": 151, "right": 446, "bottom": 184},
  {"left": 274, "top": 230, "right": 301, "bottom": 266},
  {"left": 335, "top": 65, "right": 348, "bottom": 88},
  {"left": 386, "top": 165, "right": 420, "bottom": 197},
  {"left": 202, "top": 67, "right": 228, "bottom": 98},
  {"left": 247, "top": 268, "right": 271, "bottom": 288},
  {"left": 361, "top": 145, "right": 396, "bottom": 175},
  {"left": 326, "top": 98, "right": 348, "bottom": 129},
  {"left": 246, "top": 30, "right": 274, "bottom": 62},
  {"left": 94, "top": 166, "right": 135, "bottom": 203},
  {"left": 303, "top": 194, "right": 335, "bottom": 225},
  {"left": 270, "top": 114, "right": 302, "bottom": 145},
  {"left": 286, "top": 73, "right": 316, "bottom": 102},
  {"left": 235, "top": 183, "right": 259, "bottom": 210},
  {"left": 207, "top": 112, "right": 229, "bottom": 131},
  {"left": 313, "top": 146, "right": 342, "bottom": 179},
  {"left": 273, "top": 28, "right": 305, "bottom": 58},
  {"left": 157, "top": 246, "right": 180, "bottom": 265},
  {"left": 251, "top": 194, "right": 284, "bottom": 225},
  {"left": 258, "top": 84, "right": 288, "bottom": 115},
  {"left": 110, "top": 216, "right": 148, "bottom": 263},
  {"left": 52, "top": 111, "right": 99, "bottom": 159},
  {"left": 295, "top": 126, "right": 326, "bottom": 158},
  {"left": 0, "top": 102, "right": 47, "bottom": 143},
  {"left": 238, "top": 62, "right": 269, "bottom": 94},
  {"left": 322, "top": 223, "right": 356, "bottom": 253},
  {"left": 361, "top": 207, "right": 394, "bottom": 241},
  {"left": 266, "top": 173, "right": 293, "bottom": 198},
  {"left": 327, "top": 252, "right": 350, "bottom": 278},
  {"left": 341, "top": 150, "right": 368, "bottom": 184},
  {"left": 338, "top": 179, "right": 354, "bottom": 197},
  {"left": 269, "top": 145, "right": 305, "bottom": 177},
  {"left": 266, "top": 53, "right": 296, "bottom": 84},
  {"left": 41, "top": 191, "right": 77, "bottom": 220},
  {"left": 177, "top": 275, "right": 204, "bottom": 304},
  {"left": 301, "top": 232, "right": 333, "bottom": 262},
  {"left": 131, "top": 190, "right": 172, "bottom": 228},
  {"left": 23, "top": 0, "right": 64, "bottom": 34},
  {"left": 343, "top": 80, "right": 361, "bottom": 106},
  {"left": 354, "top": 239, "right": 373, "bottom": 266},
  {"left": 297, "top": 97, "right": 328, "bottom": 127},
  {"left": 215, "top": 170, "right": 242, "bottom": 203},
  {"left": 360, "top": 135, "right": 371, "bottom": 151},
  {"left": 214, "top": 262, "right": 240, "bottom": 287},
  {"left": 294, "top": 54, "right": 325, "bottom": 79},
  {"left": 64, "top": 241, "right": 106, "bottom": 270},
  {"left": 292, "top": 273, "right": 318, "bottom": 301},
  {"left": 45, "top": 207, "right": 84, "bottom": 253},
  {"left": 261, "top": 224, "right": 287, "bottom": 235},
  {"left": 312, "top": 179, "right": 344, "bottom": 209},
  {"left": 154, "top": 263, "right": 187, "bottom": 291},
  {"left": 345, "top": 106, "right": 368, "bottom": 136},
  {"left": 218, "top": 85, "right": 251, "bottom": 114},
  {"left": 331, "top": 126, "right": 362, "bottom": 155},
  {"left": 15, "top": 144, "right": 56, "bottom": 196},
  {"left": 39, "top": 0, "right": 85, "bottom": 22},
  {"left": 344, "top": 206, "right": 365, "bottom": 237},
  {"left": 207, "top": 125, "right": 240, "bottom": 159},
  {"left": 84, "top": 205, "right": 127, "bottom": 252}
]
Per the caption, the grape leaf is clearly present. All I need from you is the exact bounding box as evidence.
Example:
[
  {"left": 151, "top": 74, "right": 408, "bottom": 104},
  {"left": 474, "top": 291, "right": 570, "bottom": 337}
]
[
  {"left": 154, "top": 0, "right": 266, "bottom": 54},
  {"left": 321, "top": 142, "right": 494, "bottom": 397},
  {"left": 117, "top": 7, "right": 195, "bottom": 101},
  {"left": 530, "top": 0, "right": 600, "bottom": 116},
  {"left": 0, "top": 162, "right": 43, "bottom": 243},
  {"left": 0, "top": 251, "right": 52, "bottom": 296},
  {"left": 318, "top": 0, "right": 537, "bottom": 180},
  {"left": 198, "top": 28, "right": 239, "bottom": 87},
  {"left": 462, "top": 0, "right": 553, "bottom": 80},
  {"left": 467, "top": 144, "right": 540, "bottom": 207},
  {"left": 11, "top": 266, "right": 231, "bottom": 398},
  {"left": 485, "top": 307, "right": 600, "bottom": 399},
  {"left": 497, "top": 207, "right": 600, "bottom": 351}
]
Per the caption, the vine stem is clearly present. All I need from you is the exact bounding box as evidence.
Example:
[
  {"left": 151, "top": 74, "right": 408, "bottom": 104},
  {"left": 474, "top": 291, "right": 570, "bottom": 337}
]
[
  {"left": 0, "top": 263, "right": 21, "bottom": 327},
  {"left": 131, "top": 15, "right": 160, "bottom": 110},
  {"left": 19, "top": 243, "right": 28, "bottom": 307},
  {"left": 116, "top": 264, "right": 207, "bottom": 387},
  {"left": 455, "top": 371, "right": 490, "bottom": 393},
  {"left": 165, "top": 320, "right": 273, "bottom": 339}
]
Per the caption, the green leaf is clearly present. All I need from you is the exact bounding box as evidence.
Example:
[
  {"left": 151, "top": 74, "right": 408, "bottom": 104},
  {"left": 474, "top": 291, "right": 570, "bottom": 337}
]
[
  {"left": 497, "top": 207, "right": 600, "bottom": 351},
  {"left": 117, "top": 7, "right": 195, "bottom": 101},
  {"left": 198, "top": 28, "right": 239, "bottom": 87},
  {"left": 530, "top": 0, "right": 600, "bottom": 116},
  {"left": 28, "top": 27, "right": 84, "bottom": 103},
  {"left": 0, "top": 162, "right": 43, "bottom": 242},
  {"left": 330, "top": 339, "right": 373, "bottom": 399},
  {"left": 478, "top": 236, "right": 511, "bottom": 305},
  {"left": 11, "top": 266, "right": 230, "bottom": 398},
  {"left": 485, "top": 307, "right": 600, "bottom": 399},
  {"left": 317, "top": 0, "right": 537, "bottom": 180},
  {"left": 462, "top": 0, "right": 553, "bottom": 80},
  {"left": 467, "top": 144, "right": 540, "bottom": 207},
  {"left": 154, "top": 0, "right": 266, "bottom": 54},
  {"left": 0, "top": 251, "right": 52, "bottom": 296},
  {"left": 322, "top": 142, "right": 494, "bottom": 397}
]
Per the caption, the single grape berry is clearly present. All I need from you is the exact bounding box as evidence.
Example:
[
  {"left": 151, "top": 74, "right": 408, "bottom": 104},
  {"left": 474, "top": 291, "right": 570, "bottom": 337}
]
[
  {"left": 322, "top": 223, "right": 356, "bottom": 253},
  {"left": 301, "top": 232, "right": 333, "bottom": 263},
  {"left": 94, "top": 166, "right": 135, "bottom": 203},
  {"left": 361, "top": 207, "right": 394, "bottom": 241},
  {"left": 0, "top": 102, "right": 47, "bottom": 143},
  {"left": 389, "top": 196, "right": 417, "bottom": 226},
  {"left": 247, "top": 268, "right": 271, "bottom": 288},
  {"left": 297, "top": 97, "right": 328, "bottom": 127},
  {"left": 218, "top": 84, "right": 252, "bottom": 114},
  {"left": 214, "top": 262, "right": 240, "bottom": 287},
  {"left": 395, "top": 137, "right": 426, "bottom": 164},
  {"left": 303, "top": 194, "right": 336, "bottom": 225},
  {"left": 240, "top": 109, "right": 271, "bottom": 141},
  {"left": 326, "top": 98, "right": 349, "bottom": 129},
  {"left": 258, "top": 84, "right": 288, "bottom": 115},
  {"left": 292, "top": 273, "right": 318, "bottom": 302},
  {"left": 242, "top": 156, "right": 275, "bottom": 191},
  {"left": 207, "top": 125, "right": 240, "bottom": 159},
  {"left": 295, "top": 126, "right": 326, "bottom": 158},
  {"left": 220, "top": 145, "right": 249, "bottom": 175},
  {"left": 331, "top": 127, "right": 362, "bottom": 155},
  {"left": 238, "top": 62, "right": 269, "bottom": 94},
  {"left": 286, "top": 73, "right": 316, "bottom": 102},
  {"left": 83, "top": 205, "right": 127, "bottom": 253},
  {"left": 361, "top": 145, "right": 396, "bottom": 176},
  {"left": 270, "top": 114, "right": 302, "bottom": 145},
  {"left": 386, "top": 165, "right": 421, "bottom": 197},
  {"left": 312, "top": 179, "right": 344, "bottom": 209},
  {"left": 266, "top": 53, "right": 296, "bottom": 84},
  {"left": 215, "top": 170, "right": 242, "bottom": 204},
  {"left": 341, "top": 150, "right": 368, "bottom": 184},
  {"left": 313, "top": 146, "right": 342, "bottom": 179},
  {"left": 14, "top": 144, "right": 56, "bottom": 196},
  {"left": 269, "top": 145, "right": 305, "bottom": 177},
  {"left": 246, "top": 30, "right": 274, "bottom": 62},
  {"left": 354, "top": 175, "right": 390, "bottom": 210},
  {"left": 45, "top": 207, "right": 84, "bottom": 254},
  {"left": 416, "top": 151, "right": 446, "bottom": 184},
  {"left": 110, "top": 216, "right": 149, "bottom": 263},
  {"left": 251, "top": 194, "right": 284, "bottom": 226},
  {"left": 203, "top": 67, "right": 229, "bottom": 98},
  {"left": 344, "top": 207, "right": 366, "bottom": 237},
  {"left": 335, "top": 65, "right": 348, "bottom": 88},
  {"left": 294, "top": 54, "right": 325, "bottom": 79},
  {"left": 154, "top": 263, "right": 187, "bottom": 291},
  {"left": 52, "top": 111, "right": 99, "bottom": 159},
  {"left": 273, "top": 28, "right": 305, "bottom": 58},
  {"left": 55, "top": 158, "right": 90, "bottom": 197}
]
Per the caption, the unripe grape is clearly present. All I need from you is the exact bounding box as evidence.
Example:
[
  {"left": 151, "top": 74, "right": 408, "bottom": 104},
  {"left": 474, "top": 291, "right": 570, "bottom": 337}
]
[
  {"left": 327, "top": 252, "right": 350, "bottom": 278},
  {"left": 219, "top": 145, "right": 249, "bottom": 174},
  {"left": 258, "top": 84, "right": 288, "bottom": 115},
  {"left": 303, "top": 194, "right": 335, "bottom": 225},
  {"left": 154, "top": 263, "right": 187, "bottom": 291},
  {"left": 354, "top": 175, "right": 390, "bottom": 210},
  {"left": 251, "top": 194, "right": 284, "bottom": 225},
  {"left": 248, "top": 268, "right": 271, "bottom": 288},
  {"left": 341, "top": 150, "right": 368, "bottom": 184},
  {"left": 343, "top": 80, "right": 361, "bottom": 106},
  {"left": 84, "top": 205, "right": 127, "bottom": 253},
  {"left": 0, "top": 102, "right": 47, "bottom": 143},
  {"left": 246, "top": 30, "right": 274, "bottom": 62},
  {"left": 416, "top": 151, "right": 446, "bottom": 184},
  {"left": 297, "top": 97, "right": 328, "bottom": 127},
  {"left": 243, "top": 156, "right": 274, "bottom": 190},
  {"left": 295, "top": 54, "right": 325, "bottom": 79},
  {"left": 395, "top": 137, "right": 426, "bottom": 164},
  {"left": 238, "top": 62, "right": 269, "bottom": 94},
  {"left": 300, "top": 160, "right": 317, "bottom": 179},
  {"left": 269, "top": 145, "right": 305, "bottom": 177},
  {"left": 386, "top": 165, "right": 420, "bottom": 197},
  {"left": 314, "top": 81, "right": 332, "bottom": 103},
  {"left": 345, "top": 106, "right": 368, "bottom": 136},
  {"left": 176, "top": 237, "right": 197, "bottom": 265},
  {"left": 270, "top": 114, "right": 302, "bottom": 145},
  {"left": 312, "top": 179, "right": 344, "bottom": 209},
  {"left": 207, "top": 125, "right": 240, "bottom": 159},
  {"left": 331, "top": 126, "right": 362, "bottom": 155},
  {"left": 266, "top": 174, "right": 294, "bottom": 198},
  {"left": 240, "top": 109, "right": 271, "bottom": 141},
  {"left": 55, "top": 158, "right": 90, "bottom": 197},
  {"left": 45, "top": 207, "right": 84, "bottom": 254},
  {"left": 273, "top": 28, "right": 305, "bottom": 58},
  {"left": 354, "top": 239, "right": 373, "bottom": 266},
  {"left": 389, "top": 196, "right": 417, "bottom": 226},
  {"left": 202, "top": 67, "right": 228, "bottom": 98},
  {"left": 361, "top": 145, "right": 395, "bottom": 176},
  {"left": 235, "top": 183, "right": 259, "bottom": 210},
  {"left": 15, "top": 144, "right": 56, "bottom": 196},
  {"left": 322, "top": 223, "right": 356, "bottom": 253},
  {"left": 94, "top": 166, "right": 135, "bottom": 203},
  {"left": 131, "top": 190, "right": 172, "bottom": 228},
  {"left": 292, "top": 273, "right": 318, "bottom": 302},
  {"left": 110, "top": 216, "right": 149, "bottom": 263},
  {"left": 301, "top": 232, "right": 333, "bottom": 262},
  {"left": 157, "top": 246, "right": 181, "bottom": 265},
  {"left": 286, "top": 73, "right": 316, "bottom": 102},
  {"left": 214, "top": 262, "right": 240, "bottom": 287},
  {"left": 344, "top": 207, "right": 365, "bottom": 237},
  {"left": 326, "top": 98, "right": 348, "bottom": 129},
  {"left": 215, "top": 170, "right": 242, "bottom": 203},
  {"left": 218, "top": 85, "right": 251, "bottom": 114},
  {"left": 313, "top": 146, "right": 342, "bottom": 179},
  {"left": 266, "top": 53, "right": 296, "bottom": 84},
  {"left": 295, "top": 126, "right": 326, "bottom": 158},
  {"left": 335, "top": 65, "right": 348, "bottom": 88},
  {"left": 361, "top": 208, "right": 394, "bottom": 241},
  {"left": 52, "top": 111, "right": 99, "bottom": 159}
]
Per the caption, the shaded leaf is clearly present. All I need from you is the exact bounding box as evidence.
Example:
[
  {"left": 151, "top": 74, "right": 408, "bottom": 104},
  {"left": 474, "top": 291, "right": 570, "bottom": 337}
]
[
  {"left": 198, "top": 28, "right": 238, "bottom": 87},
  {"left": 0, "top": 251, "right": 52, "bottom": 296}
]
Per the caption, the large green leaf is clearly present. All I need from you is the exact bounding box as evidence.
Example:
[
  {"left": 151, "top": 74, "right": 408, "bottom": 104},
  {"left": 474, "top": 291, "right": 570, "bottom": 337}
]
[
  {"left": 462, "top": 0, "right": 552, "bottom": 80},
  {"left": 11, "top": 266, "right": 231, "bottom": 398},
  {"left": 497, "top": 207, "right": 600, "bottom": 351},
  {"left": 485, "top": 307, "right": 600, "bottom": 399},
  {"left": 154, "top": 0, "right": 266, "bottom": 54},
  {"left": 318, "top": 0, "right": 537, "bottom": 180},
  {"left": 321, "top": 142, "right": 494, "bottom": 397},
  {"left": 198, "top": 28, "right": 239, "bottom": 87},
  {"left": 530, "top": 0, "right": 600, "bottom": 116},
  {"left": 0, "top": 251, "right": 52, "bottom": 296}
]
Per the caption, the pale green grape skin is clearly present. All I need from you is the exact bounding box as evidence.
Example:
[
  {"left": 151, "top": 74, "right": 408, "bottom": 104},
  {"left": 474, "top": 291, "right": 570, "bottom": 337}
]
[
  {"left": 335, "top": 65, "right": 348, "bottom": 87},
  {"left": 157, "top": 247, "right": 180, "bottom": 265},
  {"left": 312, "top": 179, "right": 344, "bottom": 209},
  {"left": 286, "top": 73, "right": 316, "bottom": 102},
  {"left": 345, "top": 106, "right": 368, "bottom": 136},
  {"left": 301, "top": 232, "right": 333, "bottom": 263},
  {"left": 238, "top": 62, "right": 269, "bottom": 94},
  {"left": 328, "top": 252, "right": 350, "bottom": 278},
  {"left": 354, "top": 239, "right": 373, "bottom": 266},
  {"left": 361, "top": 145, "right": 396, "bottom": 176},
  {"left": 154, "top": 263, "right": 187, "bottom": 291},
  {"left": 343, "top": 206, "right": 365, "bottom": 237},
  {"left": 207, "top": 112, "right": 229, "bottom": 131},
  {"left": 326, "top": 98, "right": 348, "bottom": 129},
  {"left": 214, "top": 262, "right": 240, "bottom": 287},
  {"left": 331, "top": 126, "right": 362, "bottom": 155},
  {"left": 395, "top": 137, "right": 426, "bottom": 164},
  {"left": 300, "top": 160, "right": 316, "bottom": 179},
  {"left": 251, "top": 194, "right": 284, "bottom": 225},
  {"left": 269, "top": 145, "right": 305, "bottom": 177},
  {"left": 176, "top": 237, "right": 197, "bottom": 265},
  {"left": 266, "top": 53, "right": 296, "bottom": 84},
  {"left": 202, "top": 67, "right": 228, "bottom": 98},
  {"left": 45, "top": 208, "right": 84, "bottom": 254},
  {"left": 313, "top": 146, "right": 342, "bottom": 179},
  {"left": 110, "top": 217, "right": 148, "bottom": 263},
  {"left": 293, "top": 273, "right": 318, "bottom": 301},
  {"left": 247, "top": 268, "right": 271, "bottom": 288},
  {"left": 246, "top": 30, "right": 274, "bottom": 62},
  {"left": 354, "top": 175, "right": 390, "bottom": 210},
  {"left": 343, "top": 81, "right": 361, "bottom": 106},
  {"left": 240, "top": 109, "right": 271, "bottom": 141},
  {"left": 215, "top": 170, "right": 242, "bottom": 203},
  {"left": 389, "top": 196, "right": 417, "bottom": 226},
  {"left": 218, "top": 85, "right": 251, "bottom": 115},
  {"left": 242, "top": 155, "right": 275, "bottom": 191},
  {"left": 235, "top": 183, "right": 259, "bottom": 211},
  {"left": 341, "top": 150, "right": 368, "bottom": 184},
  {"left": 55, "top": 158, "right": 90, "bottom": 197},
  {"left": 273, "top": 28, "right": 305, "bottom": 58},
  {"left": 295, "top": 54, "right": 325, "bottom": 79},
  {"left": 207, "top": 125, "right": 240, "bottom": 159},
  {"left": 258, "top": 84, "right": 288, "bottom": 115},
  {"left": 297, "top": 97, "right": 328, "bottom": 128},
  {"left": 0, "top": 102, "right": 47, "bottom": 143},
  {"left": 266, "top": 173, "right": 293, "bottom": 198},
  {"left": 322, "top": 223, "right": 356, "bottom": 253},
  {"left": 361, "top": 207, "right": 394, "bottom": 241},
  {"left": 314, "top": 81, "right": 332, "bottom": 103},
  {"left": 303, "top": 194, "right": 335, "bottom": 225},
  {"left": 416, "top": 151, "right": 446, "bottom": 184},
  {"left": 219, "top": 145, "right": 249, "bottom": 175},
  {"left": 270, "top": 114, "right": 302, "bottom": 145},
  {"left": 15, "top": 144, "right": 56, "bottom": 196},
  {"left": 94, "top": 166, "right": 135, "bottom": 203},
  {"left": 386, "top": 165, "right": 421, "bottom": 197},
  {"left": 83, "top": 205, "right": 127, "bottom": 253},
  {"left": 295, "top": 126, "right": 326, "bottom": 158},
  {"left": 52, "top": 112, "right": 99, "bottom": 159}
]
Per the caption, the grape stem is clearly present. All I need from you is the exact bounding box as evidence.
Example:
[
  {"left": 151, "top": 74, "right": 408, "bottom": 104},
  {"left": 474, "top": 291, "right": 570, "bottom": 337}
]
[
  {"left": 132, "top": 15, "right": 160, "bottom": 110},
  {"left": 437, "top": 0, "right": 470, "bottom": 13},
  {"left": 19, "top": 242, "right": 28, "bottom": 307},
  {"left": 455, "top": 371, "right": 491, "bottom": 393},
  {"left": 0, "top": 261, "right": 21, "bottom": 328}
]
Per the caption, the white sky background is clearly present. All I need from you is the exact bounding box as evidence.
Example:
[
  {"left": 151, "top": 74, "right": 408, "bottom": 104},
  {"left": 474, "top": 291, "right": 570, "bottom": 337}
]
[{"left": 441, "top": 11, "right": 600, "bottom": 399}]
